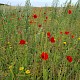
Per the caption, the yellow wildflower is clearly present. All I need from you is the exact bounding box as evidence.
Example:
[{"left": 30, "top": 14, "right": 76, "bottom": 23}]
[
  {"left": 63, "top": 42, "right": 66, "bottom": 45},
  {"left": 19, "top": 67, "right": 24, "bottom": 71},
  {"left": 7, "top": 42, "right": 11, "bottom": 45},
  {"left": 78, "top": 37, "right": 80, "bottom": 40},
  {"left": 9, "top": 65, "right": 12, "bottom": 69},
  {"left": 25, "top": 70, "right": 30, "bottom": 74}
]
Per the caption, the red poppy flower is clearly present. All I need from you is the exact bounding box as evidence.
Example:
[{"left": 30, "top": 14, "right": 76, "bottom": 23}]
[
  {"left": 68, "top": 10, "right": 72, "bottom": 14},
  {"left": 44, "top": 20, "right": 47, "bottom": 22},
  {"left": 71, "top": 35, "right": 74, "bottom": 38},
  {"left": 44, "top": 12, "right": 46, "bottom": 14},
  {"left": 66, "top": 56, "right": 73, "bottom": 62},
  {"left": 60, "top": 32, "right": 63, "bottom": 34},
  {"left": 40, "top": 52, "right": 48, "bottom": 60},
  {"left": 29, "top": 20, "right": 33, "bottom": 24},
  {"left": 38, "top": 24, "right": 42, "bottom": 27},
  {"left": 46, "top": 16, "right": 48, "bottom": 19},
  {"left": 47, "top": 32, "right": 51, "bottom": 38},
  {"left": 64, "top": 31, "right": 70, "bottom": 35},
  {"left": 50, "top": 37, "right": 55, "bottom": 43},
  {"left": 33, "top": 14, "right": 38, "bottom": 19},
  {"left": 19, "top": 40, "right": 26, "bottom": 45}
]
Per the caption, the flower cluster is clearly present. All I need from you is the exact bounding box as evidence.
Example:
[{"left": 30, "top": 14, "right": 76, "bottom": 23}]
[{"left": 47, "top": 32, "right": 55, "bottom": 43}]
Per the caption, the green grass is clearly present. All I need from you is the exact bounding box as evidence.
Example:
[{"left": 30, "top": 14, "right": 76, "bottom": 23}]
[{"left": 0, "top": 3, "right": 80, "bottom": 80}]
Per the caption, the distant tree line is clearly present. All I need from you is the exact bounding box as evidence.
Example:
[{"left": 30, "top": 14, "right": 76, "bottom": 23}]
[{"left": 0, "top": 3, "right": 9, "bottom": 6}]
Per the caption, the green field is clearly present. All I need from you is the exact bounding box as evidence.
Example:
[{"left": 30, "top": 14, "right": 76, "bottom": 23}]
[{"left": 0, "top": 1, "right": 80, "bottom": 80}]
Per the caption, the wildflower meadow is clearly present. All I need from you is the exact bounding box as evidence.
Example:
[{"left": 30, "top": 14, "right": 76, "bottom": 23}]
[{"left": 0, "top": 0, "right": 80, "bottom": 80}]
